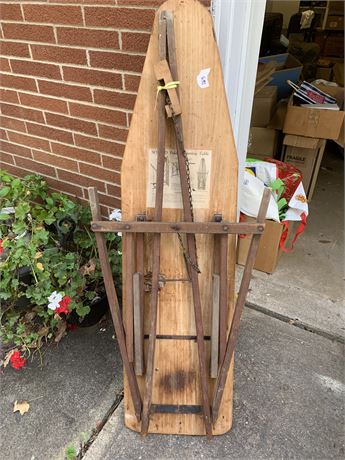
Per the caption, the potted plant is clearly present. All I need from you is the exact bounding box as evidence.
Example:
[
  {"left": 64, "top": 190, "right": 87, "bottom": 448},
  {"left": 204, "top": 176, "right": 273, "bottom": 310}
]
[{"left": 0, "top": 170, "right": 121, "bottom": 370}]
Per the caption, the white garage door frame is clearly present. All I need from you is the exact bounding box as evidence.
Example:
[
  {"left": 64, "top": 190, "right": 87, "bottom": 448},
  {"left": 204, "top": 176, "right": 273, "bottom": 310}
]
[{"left": 211, "top": 0, "right": 266, "bottom": 207}]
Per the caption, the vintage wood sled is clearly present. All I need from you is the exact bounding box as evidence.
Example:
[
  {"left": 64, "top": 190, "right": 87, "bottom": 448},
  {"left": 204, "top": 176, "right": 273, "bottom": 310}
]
[{"left": 89, "top": 0, "right": 270, "bottom": 437}]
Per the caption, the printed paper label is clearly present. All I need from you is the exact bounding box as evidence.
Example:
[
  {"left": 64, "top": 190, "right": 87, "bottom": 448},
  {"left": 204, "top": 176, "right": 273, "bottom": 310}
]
[
  {"left": 197, "top": 68, "right": 211, "bottom": 88},
  {"left": 147, "top": 148, "right": 212, "bottom": 209}
]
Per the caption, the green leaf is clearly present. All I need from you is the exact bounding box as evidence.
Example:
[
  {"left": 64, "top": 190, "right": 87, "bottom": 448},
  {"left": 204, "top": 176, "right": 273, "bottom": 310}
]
[
  {"left": 43, "top": 217, "right": 56, "bottom": 225},
  {"left": 0, "top": 173, "right": 12, "bottom": 183},
  {"left": 65, "top": 444, "right": 77, "bottom": 460},
  {"left": 15, "top": 202, "right": 30, "bottom": 219},
  {"left": 0, "top": 187, "right": 10, "bottom": 197},
  {"left": 11, "top": 278, "right": 19, "bottom": 289},
  {"left": 76, "top": 304, "right": 90, "bottom": 317},
  {"left": 0, "top": 213, "right": 9, "bottom": 220}
]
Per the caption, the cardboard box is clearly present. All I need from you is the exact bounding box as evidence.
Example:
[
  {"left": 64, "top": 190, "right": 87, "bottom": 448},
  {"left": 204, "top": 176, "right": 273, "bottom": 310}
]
[
  {"left": 268, "top": 100, "right": 288, "bottom": 130},
  {"left": 335, "top": 120, "right": 344, "bottom": 147},
  {"left": 323, "top": 33, "right": 344, "bottom": 58},
  {"left": 282, "top": 135, "right": 326, "bottom": 200},
  {"left": 247, "top": 127, "right": 278, "bottom": 159},
  {"left": 313, "top": 85, "right": 344, "bottom": 146},
  {"left": 314, "top": 83, "right": 344, "bottom": 109},
  {"left": 283, "top": 97, "right": 345, "bottom": 140},
  {"left": 325, "top": 15, "right": 344, "bottom": 31},
  {"left": 316, "top": 64, "right": 333, "bottom": 81},
  {"left": 328, "top": 1, "right": 344, "bottom": 14},
  {"left": 259, "top": 53, "right": 303, "bottom": 100},
  {"left": 237, "top": 216, "right": 283, "bottom": 274},
  {"left": 251, "top": 86, "right": 277, "bottom": 127},
  {"left": 333, "top": 62, "right": 344, "bottom": 88}
]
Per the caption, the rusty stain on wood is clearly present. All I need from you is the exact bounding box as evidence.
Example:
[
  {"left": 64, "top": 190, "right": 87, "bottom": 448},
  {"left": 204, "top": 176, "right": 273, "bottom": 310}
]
[{"left": 159, "top": 370, "right": 195, "bottom": 392}]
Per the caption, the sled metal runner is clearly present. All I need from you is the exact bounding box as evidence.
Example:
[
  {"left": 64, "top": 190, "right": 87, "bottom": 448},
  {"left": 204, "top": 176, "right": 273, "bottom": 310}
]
[{"left": 89, "top": 9, "right": 270, "bottom": 438}]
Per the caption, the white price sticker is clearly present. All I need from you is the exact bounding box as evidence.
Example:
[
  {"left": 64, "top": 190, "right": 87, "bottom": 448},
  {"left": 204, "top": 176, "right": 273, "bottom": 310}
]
[{"left": 197, "top": 68, "right": 210, "bottom": 89}]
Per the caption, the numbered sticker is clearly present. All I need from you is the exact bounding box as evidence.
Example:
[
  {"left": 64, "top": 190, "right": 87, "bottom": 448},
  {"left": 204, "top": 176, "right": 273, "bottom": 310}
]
[{"left": 197, "top": 68, "right": 210, "bottom": 89}]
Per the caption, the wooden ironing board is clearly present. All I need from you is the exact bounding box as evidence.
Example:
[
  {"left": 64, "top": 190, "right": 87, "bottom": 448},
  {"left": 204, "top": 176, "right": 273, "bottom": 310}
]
[
  {"left": 89, "top": 0, "right": 270, "bottom": 437},
  {"left": 121, "top": 0, "right": 236, "bottom": 435}
]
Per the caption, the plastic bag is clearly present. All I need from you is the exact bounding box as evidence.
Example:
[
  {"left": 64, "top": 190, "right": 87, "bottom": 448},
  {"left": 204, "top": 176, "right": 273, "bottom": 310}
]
[
  {"left": 264, "top": 158, "right": 303, "bottom": 201},
  {"left": 245, "top": 159, "right": 277, "bottom": 187},
  {"left": 280, "top": 182, "right": 308, "bottom": 252},
  {"left": 240, "top": 171, "right": 280, "bottom": 222}
]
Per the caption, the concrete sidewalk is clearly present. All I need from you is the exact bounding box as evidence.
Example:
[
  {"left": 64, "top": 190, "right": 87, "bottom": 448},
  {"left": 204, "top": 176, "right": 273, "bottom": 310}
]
[
  {"left": 0, "top": 320, "right": 123, "bottom": 460},
  {"left": 84, "top": 308, "right": 345, "bottom": 460}
]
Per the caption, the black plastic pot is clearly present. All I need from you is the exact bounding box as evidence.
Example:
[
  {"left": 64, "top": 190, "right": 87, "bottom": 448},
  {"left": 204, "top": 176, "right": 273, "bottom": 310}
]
[
  {"left": 68, "top": 295, "right": 108, "bottom": 328},
  {"left": 15, "top": 266, "right": 33, "bottom": 309}
]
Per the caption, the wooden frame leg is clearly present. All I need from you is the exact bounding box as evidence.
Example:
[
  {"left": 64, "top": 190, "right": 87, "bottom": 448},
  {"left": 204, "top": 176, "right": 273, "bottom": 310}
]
[
  {"left": 134, "top": 221, "right": 145, "bottom": 376},
  {"left": 218, "top": 233, "right": 228, "bottom": 365},
  {"left": 210, "top": 273, "right": 220, "bottom": 379},
  {"left": 211, "top": 188, "right": 271, "bottom": 424},
  {"left": 133, "top": 272, "right": 144, "bottom": 376},
  {"left": 88, "top": 187, "right": 142, "bottom": 421},
  {"left": 124, "top": 232, "right": 135, "bottom": 363}
]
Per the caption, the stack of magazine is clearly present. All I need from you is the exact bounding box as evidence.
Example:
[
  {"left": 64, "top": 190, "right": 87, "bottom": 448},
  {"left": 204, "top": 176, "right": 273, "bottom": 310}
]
[{"left": 288, "top": 80, "right": 339, "bottom": 110}]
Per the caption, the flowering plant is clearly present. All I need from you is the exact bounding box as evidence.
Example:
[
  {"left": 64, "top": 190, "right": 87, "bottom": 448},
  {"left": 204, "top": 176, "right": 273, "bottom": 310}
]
[{"left": 0, "top": 170, "right": 121, "bottom": 370}]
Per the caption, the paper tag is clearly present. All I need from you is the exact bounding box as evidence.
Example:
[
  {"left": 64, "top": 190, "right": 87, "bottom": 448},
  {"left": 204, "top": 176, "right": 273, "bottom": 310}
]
[
  {"left": 197, "top": 68, "right": 210, "bottom": 89},
  {"left": 147, "top": 148, "right": 212, "bottom": 209}
]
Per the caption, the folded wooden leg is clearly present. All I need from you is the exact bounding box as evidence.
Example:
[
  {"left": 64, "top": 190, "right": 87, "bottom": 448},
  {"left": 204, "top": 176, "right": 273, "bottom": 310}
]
[
  {"left": 210, "top": 273, "right": 220, "bottom": 379},
  {"left": 211, "top": 188, "right": 271, "bottom": 424},
  {"left": 218, "top": 232, "right": 228, "bottom": 365},
  {"left": 134, "top": 215, "right": 145, "bottom": 376},
  {"left": 88, "top": 187, "right": 142, "bottom": 421},
  {"left": 125, "top": 232, "right": 135, "bottom": 363}
]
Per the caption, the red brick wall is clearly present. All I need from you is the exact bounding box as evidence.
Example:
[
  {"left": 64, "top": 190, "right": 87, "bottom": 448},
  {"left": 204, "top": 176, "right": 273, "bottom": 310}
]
[{"left": 0, "top": 0, "right": 209, "bottom": 213}]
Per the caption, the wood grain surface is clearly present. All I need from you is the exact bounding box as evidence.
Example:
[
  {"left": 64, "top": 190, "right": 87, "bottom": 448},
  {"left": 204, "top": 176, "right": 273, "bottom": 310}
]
[{"left": 121, "top": 0, "right": 238, "bottom": 435}]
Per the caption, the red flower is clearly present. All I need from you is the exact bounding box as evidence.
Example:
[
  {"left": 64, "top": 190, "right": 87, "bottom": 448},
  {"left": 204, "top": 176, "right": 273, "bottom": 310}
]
[
  {"left": 55, "top": 296, "right": 71, "bottom": 315},
  {"left": 10, "top": 351, "right": 26, "bottom": 370},
  {"left": 0, "top": 240, "right": 4, "bottom": 255}
]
